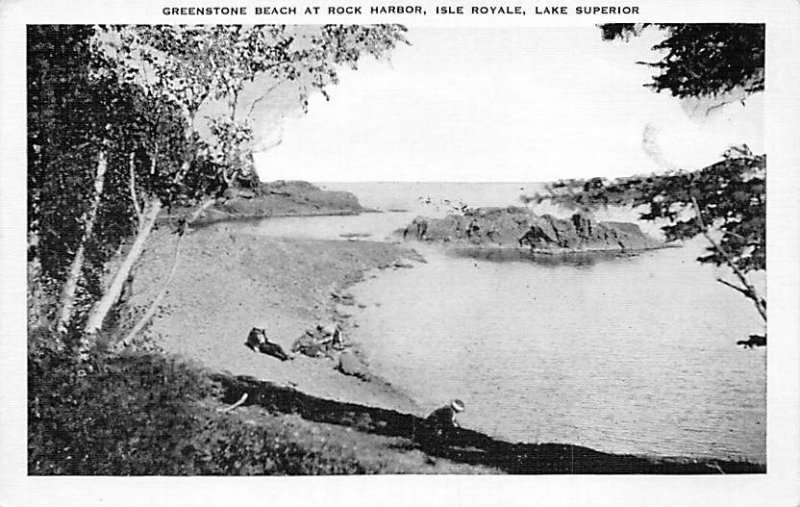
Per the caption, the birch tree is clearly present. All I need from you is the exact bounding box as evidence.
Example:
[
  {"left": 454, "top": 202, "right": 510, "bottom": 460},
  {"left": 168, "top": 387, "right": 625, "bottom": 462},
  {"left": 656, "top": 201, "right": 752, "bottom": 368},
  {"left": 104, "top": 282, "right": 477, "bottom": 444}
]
[
  {"left": 29, "top": 25, "right": 408, "bottom": 355},
  {"left": 78, "top": 24, "right": 409, "bottom": 345}
]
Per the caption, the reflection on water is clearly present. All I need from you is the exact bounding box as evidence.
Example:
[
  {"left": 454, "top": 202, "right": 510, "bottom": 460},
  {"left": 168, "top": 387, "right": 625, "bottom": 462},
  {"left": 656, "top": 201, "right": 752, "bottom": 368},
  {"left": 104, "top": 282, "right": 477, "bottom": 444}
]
[
  {"left": 450, "top": 246, "right": 641, "bottom": 268},
  {"left": 248, "top": 183, "right": 766, "bottom": 464}
]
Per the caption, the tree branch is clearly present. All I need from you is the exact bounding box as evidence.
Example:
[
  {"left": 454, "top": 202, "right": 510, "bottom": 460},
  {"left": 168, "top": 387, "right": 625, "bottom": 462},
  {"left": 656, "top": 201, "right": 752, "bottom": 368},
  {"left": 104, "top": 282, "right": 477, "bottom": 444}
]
[
  {"left": 186, "top": 196, "right": 218, "bottom": 226},
  {"left": 247, "top": 81, "right": 282, "bottom": 119},
  {"left": 117, "top": 227, "right": 182, "bottom": 349},
  {"left": 705, "top": 98, "right": 740, "bottom": 117},
  {"left": 116, "top": 197, "right": 217, "bottom": 349},
  {"left": 218, "top": 392, "right": 248, "bottom": 413},
  {"left": 716, "top": 278, "right": 750, "bottom": 297},
  {"left": 230, "top": 89, "right": 239, "bottom": 123},
  {"left": 692, "top": 197, "right": 766, "bottom": 322}
]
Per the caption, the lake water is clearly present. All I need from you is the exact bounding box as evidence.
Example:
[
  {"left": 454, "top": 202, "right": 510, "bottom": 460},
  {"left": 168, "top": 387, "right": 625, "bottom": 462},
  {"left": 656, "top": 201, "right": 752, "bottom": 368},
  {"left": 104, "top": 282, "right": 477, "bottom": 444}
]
[{"left": 244, "top": 182, "right": 766, "bottom": 463}]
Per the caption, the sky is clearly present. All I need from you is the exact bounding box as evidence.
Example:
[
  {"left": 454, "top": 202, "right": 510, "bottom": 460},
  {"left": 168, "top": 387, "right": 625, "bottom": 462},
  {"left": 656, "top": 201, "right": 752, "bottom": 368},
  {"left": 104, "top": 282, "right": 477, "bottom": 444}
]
[{"left": 250, "top": 26, "right": 763, "bottom": 183}]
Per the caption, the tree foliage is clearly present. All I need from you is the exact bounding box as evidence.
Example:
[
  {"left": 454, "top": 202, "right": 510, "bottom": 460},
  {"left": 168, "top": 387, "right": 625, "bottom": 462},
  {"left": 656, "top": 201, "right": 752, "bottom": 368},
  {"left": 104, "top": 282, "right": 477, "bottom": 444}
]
[
  {"left": 28, "top": 24, "right": 409, "bottom": 345},
  {"left": 29, "top": 26, "right": 197, "bottom": 328},
  {"left": 534, "top": 147, "right": 765, "bottom": 273},
  {"left": 600, "top": 23, "right": 764, "bottom": 98},
  {"left": 106, "top": 24, "right": 408, "bottom": 187}
]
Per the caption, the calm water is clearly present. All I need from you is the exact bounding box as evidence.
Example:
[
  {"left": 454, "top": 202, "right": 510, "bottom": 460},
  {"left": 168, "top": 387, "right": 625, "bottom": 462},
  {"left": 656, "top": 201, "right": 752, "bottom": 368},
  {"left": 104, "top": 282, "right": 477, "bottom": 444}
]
[{"left": 243, "top": 182, "right": 766, "bottom": 463}]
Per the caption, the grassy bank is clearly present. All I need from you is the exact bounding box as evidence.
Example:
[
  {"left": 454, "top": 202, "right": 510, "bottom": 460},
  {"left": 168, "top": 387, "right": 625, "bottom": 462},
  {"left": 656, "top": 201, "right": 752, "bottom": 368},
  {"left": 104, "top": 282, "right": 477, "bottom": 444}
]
[{"left": 28, "top": 333, "right": 494, "bottom": 475}]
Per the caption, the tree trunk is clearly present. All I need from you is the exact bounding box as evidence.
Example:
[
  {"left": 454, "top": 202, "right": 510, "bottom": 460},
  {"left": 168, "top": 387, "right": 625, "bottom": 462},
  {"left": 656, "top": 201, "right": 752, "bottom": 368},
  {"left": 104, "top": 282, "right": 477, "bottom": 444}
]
[
  {"left": 81, "top": 197, "right": 162, "bottom": 343},
  {"left": 116, "top": 197, "right": 216, "bottom": 349},
  {"left": 117, "top": 230, "right": 182, "bottom": 350},
  {"left": 56, "top": 149, "right": 108, "bottom": 334}
]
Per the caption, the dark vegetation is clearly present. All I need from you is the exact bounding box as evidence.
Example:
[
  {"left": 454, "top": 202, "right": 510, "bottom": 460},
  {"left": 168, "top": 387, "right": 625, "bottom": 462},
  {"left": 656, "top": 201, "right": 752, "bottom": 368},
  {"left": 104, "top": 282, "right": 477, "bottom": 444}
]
[
  {"left": 215, "top": 375, "right": 764, "bottom": 474},
  {"left": 528, "top": 151, "right": 765, "bottom": 303},
  {"left": 28, "top": 335, "right": 367, "bottom": 475},
  {"left": 600, "top": 23, "right": 764, "bottom": 98}
]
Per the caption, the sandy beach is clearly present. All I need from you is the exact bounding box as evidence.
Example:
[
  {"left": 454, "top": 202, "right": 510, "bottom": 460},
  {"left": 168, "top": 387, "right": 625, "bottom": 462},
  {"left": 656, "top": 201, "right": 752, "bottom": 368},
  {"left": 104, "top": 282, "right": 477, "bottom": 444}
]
[{"left": 130, "top": 219, "right": 426, "bottom": 414}]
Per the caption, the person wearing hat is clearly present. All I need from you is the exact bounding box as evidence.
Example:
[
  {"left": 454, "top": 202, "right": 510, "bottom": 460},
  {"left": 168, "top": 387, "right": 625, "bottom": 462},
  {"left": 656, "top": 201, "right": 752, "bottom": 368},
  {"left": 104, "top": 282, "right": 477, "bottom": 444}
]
[{"left": 426, "top": 399, "right": 465, "bottom": 430}]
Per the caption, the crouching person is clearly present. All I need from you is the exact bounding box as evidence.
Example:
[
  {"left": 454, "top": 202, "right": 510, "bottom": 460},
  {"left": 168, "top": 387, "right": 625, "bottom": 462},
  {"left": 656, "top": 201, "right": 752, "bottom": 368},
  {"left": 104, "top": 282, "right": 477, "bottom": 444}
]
[
  {"left": 419, "top": 399, "right": 466, "bottom": 448},
  {"left": 426, "top": 399, "right": 465, "bottom": 431}
]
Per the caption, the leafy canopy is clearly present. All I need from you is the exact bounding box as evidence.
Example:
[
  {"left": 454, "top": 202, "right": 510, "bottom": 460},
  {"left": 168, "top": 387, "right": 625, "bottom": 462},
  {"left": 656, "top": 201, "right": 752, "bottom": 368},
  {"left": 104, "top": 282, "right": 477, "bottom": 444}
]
[
  {"left": 530, "top": 147, "right": 765, "bottom": 274},
  {"left": 600, "top": 23, "right": 764, "bottom": 98},
  {"left": 28, "top": 24, "right": 409, "bottom": 330}
]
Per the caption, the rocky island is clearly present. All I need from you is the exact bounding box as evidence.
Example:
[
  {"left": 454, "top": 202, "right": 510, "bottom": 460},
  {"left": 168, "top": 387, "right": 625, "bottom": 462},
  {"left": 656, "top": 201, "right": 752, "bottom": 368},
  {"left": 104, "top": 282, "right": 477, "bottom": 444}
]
[{"left": 402, "top": 206, "right": 663, "bottom": 253}]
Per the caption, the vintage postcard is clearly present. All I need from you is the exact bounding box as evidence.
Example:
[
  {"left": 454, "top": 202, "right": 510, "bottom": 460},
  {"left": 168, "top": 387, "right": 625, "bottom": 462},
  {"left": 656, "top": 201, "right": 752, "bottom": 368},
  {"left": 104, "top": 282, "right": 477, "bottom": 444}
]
[{"left": 1, "top": 0, "right": 799, "bottom": 506}]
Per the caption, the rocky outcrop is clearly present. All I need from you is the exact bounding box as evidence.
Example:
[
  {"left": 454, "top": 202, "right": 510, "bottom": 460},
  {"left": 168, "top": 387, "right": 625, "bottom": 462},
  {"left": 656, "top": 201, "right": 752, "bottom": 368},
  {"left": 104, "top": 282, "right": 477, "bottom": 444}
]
[
  {"left": 402, "top": 208, "right": 661, "bottom": 253},
  {"left": 219, "top": 181, "right": 364, "bottom": 217},
  {"left": 520, "top": 212, "right": 661, "bottom": 251},
  {"left": 164, "top": 181, "right": 366, "bottom": 225}
]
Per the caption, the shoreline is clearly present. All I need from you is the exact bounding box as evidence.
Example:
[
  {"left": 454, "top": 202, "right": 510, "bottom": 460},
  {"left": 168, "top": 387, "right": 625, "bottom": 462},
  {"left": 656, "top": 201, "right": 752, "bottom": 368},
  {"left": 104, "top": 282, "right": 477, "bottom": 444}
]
[
  {"left": 159, "top": 207, "right": 380, "bottom": 229},
  {"left": 130, "top": 218, "right": 427, "bottom": 415},
  {"left": 130, "top": 215, "right": 763, "bottom": 469},
  {"left": 122, "top": 181, "right": 764, "bottom": 472},
  {"left": 403, "top": 236, "right": 681, "bottom": 255}
]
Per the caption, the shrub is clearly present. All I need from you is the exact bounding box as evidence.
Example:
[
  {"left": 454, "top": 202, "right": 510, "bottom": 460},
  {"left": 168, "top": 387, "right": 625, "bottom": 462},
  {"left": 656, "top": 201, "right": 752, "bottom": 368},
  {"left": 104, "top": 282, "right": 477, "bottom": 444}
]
[{"left": 28, "top": 335, "right": 365, "bottom": 475}]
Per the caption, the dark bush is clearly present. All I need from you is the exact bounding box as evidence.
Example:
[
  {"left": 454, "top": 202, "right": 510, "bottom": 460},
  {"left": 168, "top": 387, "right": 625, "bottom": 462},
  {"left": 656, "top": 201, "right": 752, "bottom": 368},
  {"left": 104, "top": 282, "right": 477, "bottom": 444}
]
[{"left": 28, "top": 335, "right": 365, "bottom": 475}]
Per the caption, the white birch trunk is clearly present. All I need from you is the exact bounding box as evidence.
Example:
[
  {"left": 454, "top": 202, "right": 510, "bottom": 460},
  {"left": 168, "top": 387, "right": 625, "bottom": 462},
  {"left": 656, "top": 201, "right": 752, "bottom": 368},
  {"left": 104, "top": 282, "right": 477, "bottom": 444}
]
[
  {"left": 81, "top": 197, "right": 162, "bottom": 341},
  {"left": 56, "top": 149, "right": 108, "bottom": 334},
  {"left": 116, "top": 197, "right": 216, "bottom": 349}
]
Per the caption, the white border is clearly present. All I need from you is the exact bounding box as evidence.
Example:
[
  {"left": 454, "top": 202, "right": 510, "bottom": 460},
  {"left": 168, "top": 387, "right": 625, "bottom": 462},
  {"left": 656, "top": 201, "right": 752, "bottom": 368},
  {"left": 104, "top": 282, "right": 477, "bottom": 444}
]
[{"left": 1, "top": 1, "right": 798, "bottom": 506}]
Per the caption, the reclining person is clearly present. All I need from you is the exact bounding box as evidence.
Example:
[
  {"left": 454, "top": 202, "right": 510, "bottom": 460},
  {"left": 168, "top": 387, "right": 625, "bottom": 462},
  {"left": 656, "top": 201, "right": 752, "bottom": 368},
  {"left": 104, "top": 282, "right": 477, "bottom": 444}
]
[{"left": 245, "top": 327, "right": 291, "bottom": 361}]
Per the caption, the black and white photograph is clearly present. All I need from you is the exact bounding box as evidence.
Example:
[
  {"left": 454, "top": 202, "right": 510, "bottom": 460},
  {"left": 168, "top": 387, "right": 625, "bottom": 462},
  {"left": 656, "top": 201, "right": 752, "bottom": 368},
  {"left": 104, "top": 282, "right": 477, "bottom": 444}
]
[{"left": 2, "top": 2, "right": 800, "bottom": 506}]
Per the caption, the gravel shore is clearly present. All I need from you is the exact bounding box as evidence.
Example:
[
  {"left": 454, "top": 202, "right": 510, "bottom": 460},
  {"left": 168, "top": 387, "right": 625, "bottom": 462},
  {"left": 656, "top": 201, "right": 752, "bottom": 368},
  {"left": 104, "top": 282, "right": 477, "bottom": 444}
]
[{"left": 131, "top": 220, "right": 425, "bottom": 414}]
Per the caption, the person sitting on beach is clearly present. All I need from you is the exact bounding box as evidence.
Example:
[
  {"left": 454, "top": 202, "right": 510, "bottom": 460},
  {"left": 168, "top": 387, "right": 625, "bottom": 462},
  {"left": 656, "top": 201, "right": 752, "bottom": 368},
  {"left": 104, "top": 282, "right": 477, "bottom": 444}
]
[
  {"left": 415, "top": 219, "right": 428, "bottom": 239},
  {"left": 292, "top": 324, "right": 341, "bottom": 358},
  {"left": 426, "top": 399, "right": 465, "bottom": 430},
  {"left": 318, "top": 322, "right": 344, "bottom": 350}
]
